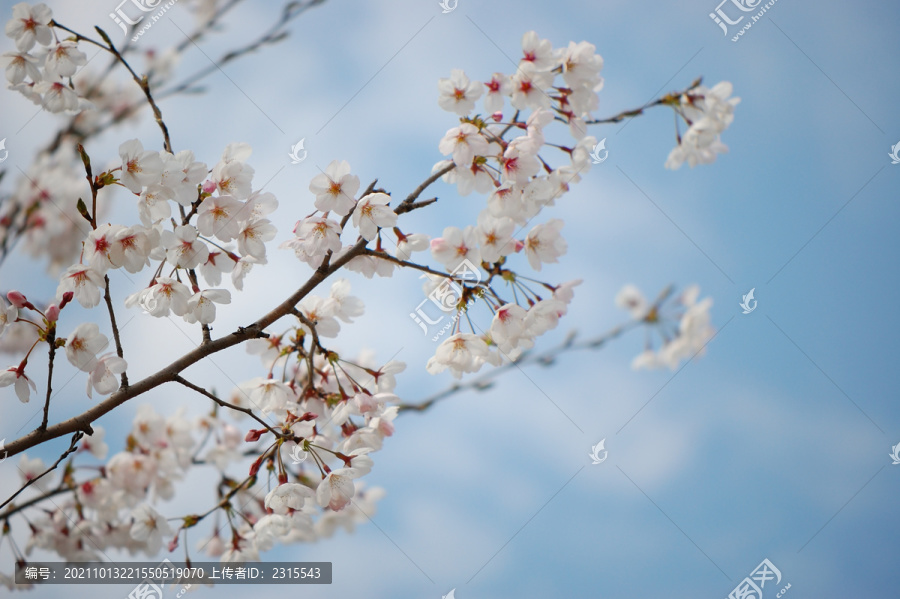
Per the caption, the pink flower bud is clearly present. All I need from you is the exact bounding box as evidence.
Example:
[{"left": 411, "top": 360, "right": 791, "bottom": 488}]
[
  {"left": 202, "top": 180, "right": 217, "bottom": 194},
  {"left": 244, "top": 429, "right": 264, "bottom": 442},
  {"left": 59, "top": 291, "right": 75, "bottom": 309},
  {"left": 7, "top": 291, "right": 31, "bottom": 309},
  {"left": 514, "top": 239, "right": 525, "bottom": 252},
  {"left": 491, "top": 111, "right": 503, "bottom": 122},
  {"left": 45, "top": 304, "right": 60, "bottom": 322}
]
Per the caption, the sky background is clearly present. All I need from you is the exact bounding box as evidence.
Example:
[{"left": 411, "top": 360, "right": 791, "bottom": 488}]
[{"left": 1, "top": 0, "right": 899, "bottom": 597}]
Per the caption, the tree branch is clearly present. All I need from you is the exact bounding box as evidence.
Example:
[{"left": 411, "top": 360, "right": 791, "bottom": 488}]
[
  {"left": 397, "top": 322, "right": 638, "bottom": 413},
  {"left": 0, "top": 432, "right": 83, "bottom": 510},
  {"left": 173, "top": 375, "right": 283, "bottom": 439}
]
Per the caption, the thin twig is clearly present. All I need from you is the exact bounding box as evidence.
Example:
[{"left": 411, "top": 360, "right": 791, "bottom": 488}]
[
  {"left": 173, "top": 376, "right": 283, "bottom": 438},
  {"left": 0, "top": 432, "right": 83, "bottom": 510},
  {"left": 40, "top": 328, "right": 57, "bottom": 431},
  {"left": 397, "top": 322, "right": 638, "bottom": 413},
  {"left": 103, "top": 275, "right": 128, "bottom": 388}
]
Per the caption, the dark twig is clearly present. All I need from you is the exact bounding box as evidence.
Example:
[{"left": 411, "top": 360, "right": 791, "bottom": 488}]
[{"left": 0, "top": 432, "right": 83, "bottom": 510}]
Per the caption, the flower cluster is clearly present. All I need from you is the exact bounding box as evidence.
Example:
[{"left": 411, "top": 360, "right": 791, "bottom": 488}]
[
  {"left": 616, "top": 284, "right": 715, "bottom": 369},
  {"left": 0, "top": 3, "right": 731, "bottom": 580},
  {"left": 664, "top": 81, "right": 740, "bottom": 169},
  {"left": 2, "top": 2, "right": 91, "bottom": 112},
  {"left": 419, "top": 32, "right": 603, "bottom": 375}
]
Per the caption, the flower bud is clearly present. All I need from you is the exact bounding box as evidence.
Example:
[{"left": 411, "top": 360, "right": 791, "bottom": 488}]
[
  {"left": 45, "top": 304, "right": 60, "bottom": 322},
  {"left": 59, "top": 291, "right": 75, "bottom": 309},
  {"left": 7, "top": 291, "right": 33, "bottom": 310},
  {"left": 244, "top": 428, "right": 264, "bottom": 443},
  {"left": 201, "top": 180, "right": 217, "bottom": 194}
]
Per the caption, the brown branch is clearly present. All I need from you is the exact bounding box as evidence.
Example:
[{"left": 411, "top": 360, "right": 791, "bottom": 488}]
[
  {"left": 173, "top": 376, "right": 282, "bottom": 438},
  {"left": 0, "top": 432, "right": 83, "bottom": 510},
  {"left": 397, "top": 163, "right": 454, "bottom": 212},
  {"left": 397, "top": 322, "right": 638, "bottom": 413},
  {"left": 362, "top": 249, "right": 464, "bottom": 280},
  {"left": 0, "top": 483, "right": 76, "bottom": 522},
  {"left": 40, "top": 328, "right": 57, "bottom": 431},
  {"left": 1, "top": 238, "right": 368, "bottom": 459}
]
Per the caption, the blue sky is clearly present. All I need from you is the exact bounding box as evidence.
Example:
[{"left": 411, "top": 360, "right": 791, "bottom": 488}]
[{"left": 1, "top": 0, "right": 899, "bottom": 597}]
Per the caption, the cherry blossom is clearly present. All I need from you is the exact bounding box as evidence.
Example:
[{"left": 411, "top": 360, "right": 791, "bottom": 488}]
[
  {"left": 161, "top": 224, "right": 209, "bottom": 269},
  {"left": 438, "top": 123, "right": 490, "bottom": 167},
  {"left": 430, "top": 225, "right": 481, "bottom": 271},
  {"left": 130, "top": 504, "right": 173, "bottom": 555},
  {"left": 509, "top": 62, "right": 553, "bottom": 110},
  {"left": 43, "top": 41, "right": 86, "bottom": 78},
  {"left": 196, "top": 194, "right": 242, "bottom": 240},
  {"left": 64, "top": 322, "right": 109, "bottom": 372},
  {"left": 110, "top": 225, "right": 156, "bottom": 273},
  {"left": 127, "top": 277, "right": 191, "bottom": 317},
  {"left": 329, "top": 279, "right": 364, "bottom": 323},
  {"left": 1, "top": 50, "right": 40, "bottom": 84},
  {"left": 520, "top": 31, "right": 558, "bottom": 71},
  {"left": 161, "top": 150, "right": 207, "bottom": 206},
  {"left": 4, "top": 2, "right": 52, "bottom": 52},
  {"left": 352, "top": 193, "right": 397, "bottom": 241},
  {"left": 0, "top": 296, "right": 17, "bottom": 338},
  {"left": 316, "top": 469, "right": 358, "bottom": 512},
  {"left": 426, "top": 333, "right": 491, "bottom": 378},
  {"left": 17, "top": 454, "right": 51, "bottom": 491},
  {"left": 298, "top": 295, "right": 340, "bottom": 338},
  {"left": 665, "top": 117, "right": 729, "bottom": 169},
  {"left": 184, "top": 289, "right": 231, "bottom": 325},
  {"left": 483, "top": 72, "right": 511, "bottom": 113},
  {"left": 395, "top": 231, "right": 429, "bottom": 261},
  {"left": 83, "top": 224, "right": 122, "bottom": 274},
  {"left": 0, "top": 365, "right": 35, "bottom": 402},
  {"left": 524, "top": 219, "right": 567, "bottom": 271},
  {"left": 137, "top": 184, "right": 174, "bottom": 226},
  {"left": 119, "top": 139, "right": 165, "bottom": 193},
  {"left": 438, "top": 68, "right": 483, "bottom": 116},
  {"left": 615, "top": 284, "right": 648, "bottom": 319},
  {"left": 265, "top": 483, "right": 314, "bottom": 515},
  {"left": 236, "top": 218, "right": 276, "bottom": 260},
  {"left": 57, "top": 264, "right": 104, "bottom": 308},
  {"left": 282, "top": 215, "right": 342, "bottom": 264},
  {"left": 476, "top": 213, "right": 517, "bottom": 263},
  {"left": 33, "top": 78, "right": 80, "bottom": 113},
  {"left": 211, "top": 158, "right": 254, "bottom": 200},
  {"left": 87, "top": 353, "right": 127, "bottom": 398},
  {"left": 309, "top": 159, "right": 360, "bottom": 216},
  {"left": 80, "top": 426, "right": 109, "bottom": 460}
]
